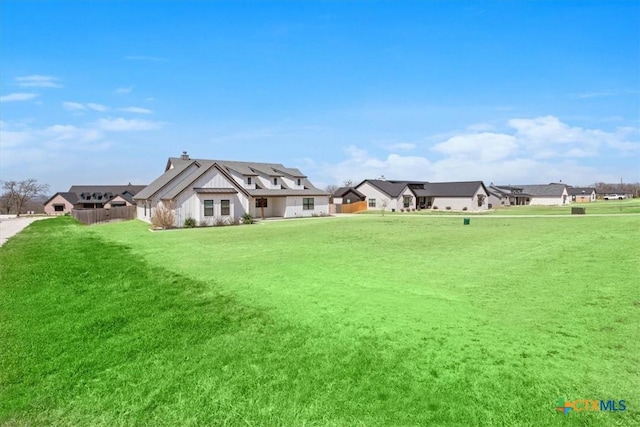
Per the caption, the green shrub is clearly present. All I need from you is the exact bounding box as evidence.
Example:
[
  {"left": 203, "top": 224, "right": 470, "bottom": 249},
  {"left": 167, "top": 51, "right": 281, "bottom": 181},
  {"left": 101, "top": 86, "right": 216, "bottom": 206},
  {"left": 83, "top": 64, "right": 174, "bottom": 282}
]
[
  {"left": 183, "top": 217, "right": 197, "bottom": 228},
  {"left": 241, "top": 213, "right": 254, "bottom": 224}
]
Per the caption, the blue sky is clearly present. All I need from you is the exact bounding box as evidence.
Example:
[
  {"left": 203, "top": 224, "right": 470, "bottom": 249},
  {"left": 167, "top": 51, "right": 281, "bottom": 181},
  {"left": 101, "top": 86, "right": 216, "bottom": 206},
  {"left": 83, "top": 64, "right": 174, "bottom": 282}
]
[{"left": 1, "top": 1, "right": 638, "bottom": 192}]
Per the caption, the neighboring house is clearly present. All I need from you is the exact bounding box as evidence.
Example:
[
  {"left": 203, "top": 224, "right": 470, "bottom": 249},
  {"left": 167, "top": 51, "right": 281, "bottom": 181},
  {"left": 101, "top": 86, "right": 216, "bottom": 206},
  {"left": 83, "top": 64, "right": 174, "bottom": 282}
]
[
  {"left": 355, "top": 180, "right": 415, "bottom": 211},
  {"left": 567, "top": 187, "right": 597, "bottom": 203},
  {"left": 134, "top": 152, "right": 329, "bottom": 226},
  {"left": 489, "top": 183, "right": 570, "bottom": 206},
  {"left": 332, "top": 187, "right": 366, "bottom": 205},
  {"left": 487, "top": 185, "right": 532, "bottom": 207},
  {"left": 44, "top": 184, "right": 145, "bottom": 215},
  {"left": 355, "top": 179, "right": 489, "bottom": 212},
  {"left": 414, "top": 181, "right": 489, "bottom": 211}
]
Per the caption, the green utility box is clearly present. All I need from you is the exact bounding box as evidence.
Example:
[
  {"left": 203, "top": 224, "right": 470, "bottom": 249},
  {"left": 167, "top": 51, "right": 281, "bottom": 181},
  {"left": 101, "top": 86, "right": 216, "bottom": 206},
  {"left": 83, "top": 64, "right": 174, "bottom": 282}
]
[{"left": 463, "top": 218, "right": 470, "bottom": 225}]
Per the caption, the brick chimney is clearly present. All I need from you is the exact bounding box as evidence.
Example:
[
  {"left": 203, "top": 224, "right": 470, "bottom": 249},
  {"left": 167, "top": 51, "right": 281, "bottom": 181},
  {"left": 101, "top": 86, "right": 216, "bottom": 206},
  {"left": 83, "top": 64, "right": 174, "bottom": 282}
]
[{"left": 180, "top": 151, "right": 190, "bottom": 160}]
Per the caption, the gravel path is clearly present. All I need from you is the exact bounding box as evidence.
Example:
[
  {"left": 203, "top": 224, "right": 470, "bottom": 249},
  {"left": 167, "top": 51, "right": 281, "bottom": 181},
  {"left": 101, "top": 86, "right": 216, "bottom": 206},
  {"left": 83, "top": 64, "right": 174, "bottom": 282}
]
[{"left": 0, "top": 216, "right": 52, "bottom": 247}]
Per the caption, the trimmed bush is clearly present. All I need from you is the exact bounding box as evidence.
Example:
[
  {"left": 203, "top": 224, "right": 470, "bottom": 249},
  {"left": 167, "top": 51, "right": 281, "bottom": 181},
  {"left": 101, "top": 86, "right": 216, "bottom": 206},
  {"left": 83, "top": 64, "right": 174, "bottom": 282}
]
[
  {"left": 184, "top": 217, "right": 197, "bottom": 228},
  {"left": 241, "top": 213, "right": 254, "bottom": 224}
]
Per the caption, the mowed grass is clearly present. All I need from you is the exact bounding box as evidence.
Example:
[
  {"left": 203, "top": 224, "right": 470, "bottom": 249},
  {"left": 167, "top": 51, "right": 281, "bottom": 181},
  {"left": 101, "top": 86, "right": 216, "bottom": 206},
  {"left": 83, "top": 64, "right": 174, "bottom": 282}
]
[
  {"left": 1, "top": 215, "right": 638, "bottom": 426},
  {"left": 360, "top": 198, "right": 640, "bottom": 215}
]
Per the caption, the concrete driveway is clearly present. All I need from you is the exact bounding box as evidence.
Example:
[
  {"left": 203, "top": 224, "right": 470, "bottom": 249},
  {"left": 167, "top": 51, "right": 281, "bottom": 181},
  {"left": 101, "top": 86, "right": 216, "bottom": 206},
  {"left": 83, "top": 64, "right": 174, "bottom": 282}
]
[{"left": 0, "top": 215, "right": 52, "bottom": 247}]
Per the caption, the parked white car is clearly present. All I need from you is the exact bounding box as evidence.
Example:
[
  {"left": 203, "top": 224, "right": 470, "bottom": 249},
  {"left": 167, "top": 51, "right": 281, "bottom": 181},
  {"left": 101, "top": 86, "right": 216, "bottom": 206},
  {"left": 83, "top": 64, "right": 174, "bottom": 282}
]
[{"left": 603, "top": 194, "right": 626, "bottom": 200}]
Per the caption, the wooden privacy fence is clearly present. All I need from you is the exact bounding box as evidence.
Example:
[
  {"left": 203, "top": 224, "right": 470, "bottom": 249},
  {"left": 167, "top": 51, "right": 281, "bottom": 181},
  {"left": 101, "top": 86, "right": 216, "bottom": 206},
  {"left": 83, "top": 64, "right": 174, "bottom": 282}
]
[
  {"left": 72, "top": 205, "right": 136, "bottom": 225},
  {"left": 340, "top": 200, "right": 368, "bottom": 214}
]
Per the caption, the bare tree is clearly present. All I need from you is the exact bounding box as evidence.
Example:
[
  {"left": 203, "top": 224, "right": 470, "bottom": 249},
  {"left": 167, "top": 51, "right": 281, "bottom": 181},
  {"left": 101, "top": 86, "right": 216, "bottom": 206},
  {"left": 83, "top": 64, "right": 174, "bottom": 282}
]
[
  {"left": 380, "top": 198, "right": 390, "bottom": 216},
  {"left": 343, "top": 179, "right": 355, "bottom": 187},
  {"left": 1, "top": 179, "right": 49, "bottom": 216},
  {"left": 0, "top": 192, "right": 13, "bottom": 214},
  {"left": 325, "top": 184, "right": 339, "bottom": 195}
]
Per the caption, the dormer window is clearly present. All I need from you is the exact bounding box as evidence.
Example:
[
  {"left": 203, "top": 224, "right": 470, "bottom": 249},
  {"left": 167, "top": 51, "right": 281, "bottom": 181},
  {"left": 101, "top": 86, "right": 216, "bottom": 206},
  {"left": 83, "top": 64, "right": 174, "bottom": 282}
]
[
  {"left": 247, "top": 177, "right": 252, "bottom": 185},
  {"left": 273, "top": 178, "right": 278, "bottom": 185},
  {"left": 297, "top": 179, "right": 301, "bottom": 186}
]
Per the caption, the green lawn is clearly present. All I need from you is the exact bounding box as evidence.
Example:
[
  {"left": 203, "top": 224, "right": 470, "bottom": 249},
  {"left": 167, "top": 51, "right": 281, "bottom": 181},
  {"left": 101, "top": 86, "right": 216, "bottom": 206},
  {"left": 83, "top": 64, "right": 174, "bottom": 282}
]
[
  {"left": 1, "top": 215, "right": 638, "bottom": 425},
  {"left": 360, "top": 198, "right": 640, "bottom": 215}
]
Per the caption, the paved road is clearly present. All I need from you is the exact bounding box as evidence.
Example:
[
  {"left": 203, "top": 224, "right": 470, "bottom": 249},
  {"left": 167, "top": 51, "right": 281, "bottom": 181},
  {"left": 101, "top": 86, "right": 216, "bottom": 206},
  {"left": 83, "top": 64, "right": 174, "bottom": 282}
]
[{"left": 0, "top": 216, "right": 52, "bottom": 247}]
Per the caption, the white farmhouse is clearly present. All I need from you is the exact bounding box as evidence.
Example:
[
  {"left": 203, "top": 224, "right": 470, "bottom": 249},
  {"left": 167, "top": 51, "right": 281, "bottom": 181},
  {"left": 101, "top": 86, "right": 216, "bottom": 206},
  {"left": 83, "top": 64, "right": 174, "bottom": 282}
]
[{"left": 134, "top": 152, "right": 329, "bottom": 226}]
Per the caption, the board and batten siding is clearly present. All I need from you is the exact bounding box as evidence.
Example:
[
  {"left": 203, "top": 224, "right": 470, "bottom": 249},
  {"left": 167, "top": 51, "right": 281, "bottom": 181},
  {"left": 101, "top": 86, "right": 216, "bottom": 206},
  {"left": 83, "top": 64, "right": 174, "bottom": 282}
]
[
  {"left": 173, "top": 168, "right": 248, "bottom": 226},
  {"left": 283, "top": 196, "right": 329, "bottom": 217}
]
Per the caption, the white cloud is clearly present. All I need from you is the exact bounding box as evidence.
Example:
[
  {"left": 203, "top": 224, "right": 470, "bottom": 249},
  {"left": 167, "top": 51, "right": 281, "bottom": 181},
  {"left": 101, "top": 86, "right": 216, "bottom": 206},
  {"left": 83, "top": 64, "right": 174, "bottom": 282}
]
[
  {"left": 42, "top": 124, "right": 103, "bottom": 143},
  {"left": 433, "top": 132, "right": 518, "bottom": 162},
  {"left": 119, "top": 106, "right": 153, "bottom": 114},
  {"left": 385, "top": 142, "right": 415, "bottom": 151},
  {"left": 468, "top": 122, "right": 495, "bottom": 132},
  {"left": 312, "top": 116, "right": 640, "bottom": 186},
  {"left": 115, "top": 86, "right": 133, "bottom": 94},
  {"left": 0, "top": 121, "right": 35, "bottom": 148},
  {"left": 62, "top": 102, "right": 110, "bottom": 112},
  {"left": 63, "top": 101, "right": 87, "bottom": 111},
  {"left": 0, "top": 93, "right": 39, "bottom": 102},
  {"left": 96, "top": 117, "right": 164, "bottom": 131},
  {"left": 87, "top": 103, "right": 109, "bottom": 112},
  {"left": 15, "top": 75, "right": 62, "bottom": 88}
]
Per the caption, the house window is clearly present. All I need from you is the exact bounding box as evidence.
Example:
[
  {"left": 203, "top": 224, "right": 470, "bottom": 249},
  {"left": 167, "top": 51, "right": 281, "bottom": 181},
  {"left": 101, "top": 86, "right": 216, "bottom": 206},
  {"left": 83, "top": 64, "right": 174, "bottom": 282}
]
[
  {"left": 477, "top": 194, "right": 485, "bottom": 207},
  {"left": 273, "top": 178, "right": 278, "bottom": 185},
  {"left": 204, "top": 200, "right": 214, "bottom": 216},
  {"left": 303, "top": 198, "right": 314, "bottom": 210},
  {"left": 255, "top": 198, "right": 268, "bottom": 208},
  {"left": 297, "top": 178, "right": 301, "bottom": 186},
  {"left": 247, "top": 177, "right": 252, "bottom": 185},
  {"left": 221, "top": 200, "right": 230, "bottom": 216},
  {"left": 54, "top": 204, "right": 64, "bottom": 212},
  {"left": 369, "top": 199, "right": 376, "bottom": 208},
  {"left": 403, "top": 196, "right": 412, "bottom": 208}
]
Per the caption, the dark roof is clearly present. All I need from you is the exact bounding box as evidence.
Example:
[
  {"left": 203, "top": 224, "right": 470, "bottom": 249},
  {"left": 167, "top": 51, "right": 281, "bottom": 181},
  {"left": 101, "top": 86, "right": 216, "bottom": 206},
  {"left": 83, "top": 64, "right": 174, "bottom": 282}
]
[
  {"left": 43, "top": 192, "right": 79, "bottom": 205},
  {"left": 361, "top": 179, "right": 486, "bottom": 198},
  {"left": 333, "top": 187, "right": 366, "bottom": 199},
  {"left": 488, "top": 185, "right": 532, "bottom": 197},
  {"left": 68, "top": 184, "right": 146, "bottom": 195},
  {"left": 567, "top": 187, "right": 596, "bottom": 196},
  {"left": 414, "top": 181, "right": 487, "bottom": 197},
  {"left": 516, "top": 184, "right": 567, "bottom": 197},
  {"left": 358, "top": 180, "right": 414, "bottom": 198},
  {"left": 45, "top": 185, "right": 145, "bottom": 205}
]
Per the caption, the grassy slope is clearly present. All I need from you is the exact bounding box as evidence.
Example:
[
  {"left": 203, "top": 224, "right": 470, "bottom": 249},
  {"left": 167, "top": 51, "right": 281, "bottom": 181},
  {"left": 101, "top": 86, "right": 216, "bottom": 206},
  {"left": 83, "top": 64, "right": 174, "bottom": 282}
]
[{"left": 1, "top": 216, "right": 638, "bottom": 425}]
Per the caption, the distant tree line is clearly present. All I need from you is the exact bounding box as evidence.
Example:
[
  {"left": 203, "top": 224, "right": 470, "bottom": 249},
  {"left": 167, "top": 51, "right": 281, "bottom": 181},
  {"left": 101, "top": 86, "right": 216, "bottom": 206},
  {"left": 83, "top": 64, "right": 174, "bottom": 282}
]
[
  {"left": 592, "top": 182, "right": 640, "bottom": 198},
  {"left": 1, "top": 179, "right": 49, "bottom": 215}
]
